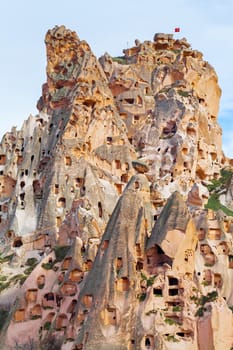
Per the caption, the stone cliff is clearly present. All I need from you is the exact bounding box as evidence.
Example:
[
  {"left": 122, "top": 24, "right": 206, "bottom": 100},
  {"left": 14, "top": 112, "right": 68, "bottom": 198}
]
[{"left": 0, "top": 26, "right": 232, "bottom": 350}]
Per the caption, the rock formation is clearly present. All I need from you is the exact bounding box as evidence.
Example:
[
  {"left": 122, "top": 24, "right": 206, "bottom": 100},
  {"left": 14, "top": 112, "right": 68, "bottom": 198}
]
[{"left": 0, "top": 25, "right": 232, "bottom": 350}]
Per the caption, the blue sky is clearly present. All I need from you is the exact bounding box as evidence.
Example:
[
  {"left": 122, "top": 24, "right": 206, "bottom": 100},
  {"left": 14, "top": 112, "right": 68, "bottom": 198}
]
[{"left": 0, "top": 0, "right": 233, "bottom": 156}]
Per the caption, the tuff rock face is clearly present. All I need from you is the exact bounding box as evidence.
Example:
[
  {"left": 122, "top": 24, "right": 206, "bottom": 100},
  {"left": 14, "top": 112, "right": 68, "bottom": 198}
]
[{"left": 0, "top": 26, "right": 233, "bottom": 350}]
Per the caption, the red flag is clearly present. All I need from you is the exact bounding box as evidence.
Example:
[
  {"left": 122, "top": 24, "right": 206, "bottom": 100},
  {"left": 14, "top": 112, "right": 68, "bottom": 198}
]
[{"left": 174, "top": 27, "right": 180, "bottom": 32}]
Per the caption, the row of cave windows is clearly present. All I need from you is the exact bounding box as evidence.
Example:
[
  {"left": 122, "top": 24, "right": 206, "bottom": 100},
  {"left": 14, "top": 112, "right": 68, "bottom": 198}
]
[
  {"left": 7, "top": 276, "right": 230, "bottom": 326},
  {"left": 199, "top": 242, "right": 233, "bottom": 267},
  {"left": 14, "top": 307, "right": 73, "bottom": 328},
  {"left": 3, "top": 183, "right": 129, "bottom": 213},
  {"left": 0, "top": 114, "right": 217, "bottom": 165},
  {"left": 23, "top": 281, "right": 176, "bottom": 319},
  {"left": 7, "top": 278, "right": 229, "bottom": 325},
  {"left": 15, "top": 305, "right": 116, "bottom": 336},
  {"left": 2, "top": 153, "right": 36, "bottom": 168},
  {"left": 19, "top": 268, "right": 85, "bottom": 295},
  {"left": 22, "top": 276, "right": 180, "bottom": 307},
  {"left": 17, "top": 175, "right": 130, "bottom": 212},
  {"left": 139, "top": 331, "right": 193, "bottom": 349},
  {"left": 34, "top": 251, "right": 179, "bottom": 291},
  {"left": 54, "top": 173, "right": 129, "bottom": 196},
  {"left": 15, "top": 311, "right": 191, "bottom": 347},
  {"left": 5, "top": 223, "right": 229, "bottom": 251},
  {"left": 0, "top": 154, "right": 28, "bottom": 167},
  {"left": 71, "top": 331, "right": 193, "bottom": 350},
  {"left": 11, "top": 235, "right": 233, "bottom": 271},
  {"left": 64, "top": 156, "right": 130, "bottom": 172},
  {"left": 0, "top": 153, "right": 219, "bottom": 181},
  {"left": 17, "top": 189, "right": 102, "bottom": 215},
  {"left": 23, "top": 289, "right": 92, "bottom": 311},
  {"left": 198, "top": 227, "right": 233, "bottom": 240},
  {"left": 200, "top": 242, "right": 229, "bottom": 255},
  {"left": 200, "top": 270, "right": 223, "bottom": 288},
  {"left": 104, "top": 243, "right": 233, "bottom": 273},
  {"left": 1, "top": 144, "right": 218, "bottom": 171},
  {"left": 56, "top": 199, "right": 103, "bottom": 217}
]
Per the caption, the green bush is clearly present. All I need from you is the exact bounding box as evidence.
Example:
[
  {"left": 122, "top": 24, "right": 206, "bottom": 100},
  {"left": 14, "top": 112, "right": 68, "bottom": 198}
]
[
  {"left": 205, "top": 192, "right": 233, "bottom": 216},
  {"left": 31, "top": 315, "right": 41, "bottom": 320},
  {"left": 193, "top": 291, "right": 218, "bottom": 317},
  {"left": 205, "top": 168, "right": 233, "bottom": 216},
  {"left": 0, "top": 253, "right": 14, "bottom": 264},
  {"left": 140, "top": 272, "right": 147, "bottom": 280},
  {"left": 166, "top": 334, "right": 179, "bottom": 342},
  {"left": 145, "top": 309, "right": 157, "bottom": 316},
  {"left": 204, "top": 262, "right": 214, "bottom": 267},
  {"left": 172, "top": 305, "right": 182, "bottom": 312},
  {"left": 165, "top": 318, "right": 179, "bottom": 325},
  {"left": 0, "top": 281, "right": 10, "bottom": 292},
  {"left": 177, "top": 90, "right": 189, "bottom": 97},
  {"left": 228, "top": 305, "right": 233, "bottom": 313},
  {"left": 195, "top": 307, "right": 206, "bottom": 317},
  {"left": 43, "top": 321, "right": 51, "bottom": 330},
  {"left": 147, "top": 276, "right": 156, "bottom": 287},
  {"left": 140, "top": 272, "right": 157, "bottom": 287},
  {"left": 0, "top": 273, "right": 27, "bottom": 291},
  {"left": 199, "top": 291, "right": 218, "bottom": 305},
  {"left": 207, "top": 168, "right": 232, "bottom": 193},
  {"left": 42, "top": 262, "right": 54, "bottom": 270},
  {"left": 202, "top": 280, "right": 211, "bottom": 286},
  {"left": 137, "top": 293, "right": 147, "bottom": 302},
  {"left": 54, "top": 245, "right": 70, "bottom": 261},
  {"left": 23, "top": 257, "right": 39, "bottom": 276},
  {"left": 112, "top": 56, "right": 127, "bottom": 64},
  {"left": 10, "top": 274, "right": 25, "bottom": 284},
  {"left": 24, "top": 266, "right": 36, "bottom": 275},
  {"left": 19, "top": 276, "right": 27, "bottom": 285},
  {"left": 25, "top": 258, "right": 38, "bottom": 266},
  {"left": 0, "top": 276, "right": 7, "bottom": 282}
]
